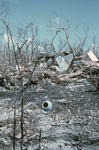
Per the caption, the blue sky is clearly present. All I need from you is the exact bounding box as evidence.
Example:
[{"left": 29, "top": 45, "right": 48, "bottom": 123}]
[{"left": 6, "top": 0, "right": 99, "bottom": 48}]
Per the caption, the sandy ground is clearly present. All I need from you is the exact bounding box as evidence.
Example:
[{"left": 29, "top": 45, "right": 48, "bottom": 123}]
[{"left": 0, "top": 78, "right": 99, "bottom": 150}]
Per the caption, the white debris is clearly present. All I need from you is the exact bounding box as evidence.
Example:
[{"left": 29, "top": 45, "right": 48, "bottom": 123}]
[{"left": 87, "top": 50, "right": 98, "bottom": 61}]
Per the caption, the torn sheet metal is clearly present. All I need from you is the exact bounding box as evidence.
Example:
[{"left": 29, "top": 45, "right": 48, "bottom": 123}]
[
  {"left": 56, "top": 55, "right": 69, "bottom": 71},
  {"left": 47, "top": 58, "right": 53, "bottom": 66},
  {"left": 59, "top": 61, "right": 69, "bottom": 71},
  {"left": 63, "top": 54, "right": 73, "bottom": 64},
  {"left": 55, "top": 54, "right": 73, "bottom": 71},
  {"left": 56, "top": 55, "right": 62, "bottom": 64}
]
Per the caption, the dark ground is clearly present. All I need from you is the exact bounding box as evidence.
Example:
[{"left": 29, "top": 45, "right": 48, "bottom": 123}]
[{"left": 0, "top": 78, "right": 99, "bottom": 150}]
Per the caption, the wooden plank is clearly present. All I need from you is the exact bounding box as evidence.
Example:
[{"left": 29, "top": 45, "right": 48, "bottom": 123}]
[{"left": 87, "top": 50, "right": 98, "bottom": 61}]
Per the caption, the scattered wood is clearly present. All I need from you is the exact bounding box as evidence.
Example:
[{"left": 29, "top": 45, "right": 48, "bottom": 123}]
[
  {"left": 82, "top": 64, "right": 99, "bottom": 90},
  {"left": 0, "top": 52, "right": 99, "bottom": 91}
]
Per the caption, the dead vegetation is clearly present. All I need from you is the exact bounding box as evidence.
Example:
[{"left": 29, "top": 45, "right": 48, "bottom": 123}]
[{"left": 0, "top": 18, "right": 99, "bottom": 150}]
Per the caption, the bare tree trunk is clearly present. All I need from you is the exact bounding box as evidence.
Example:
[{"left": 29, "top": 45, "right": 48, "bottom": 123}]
[
  {"left": 39, "top": 129, "right": 42, "bottom": 150},
  {"left": 6, "top": 26, "right": 11, "bottom": 64},
  {"left": 21, "top": 91, "right": 24, "bottom": 150},
  {"left": 0, "top": 19, "right": 41, "bottom": 150},
  {"left": 13, "top": 101, "right": 16, "bottom": 150}
]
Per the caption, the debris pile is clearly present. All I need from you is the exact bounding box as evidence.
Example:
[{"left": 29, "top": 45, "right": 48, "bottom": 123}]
[
  {"left": 82, "top": 65, "right": 99, "bottom": 90},
  {"left": 81, "top": 50, "right": 99, "bottom": 90},
  {"left": 0, "top": 50, "right": 99, "bottom": 92}
]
